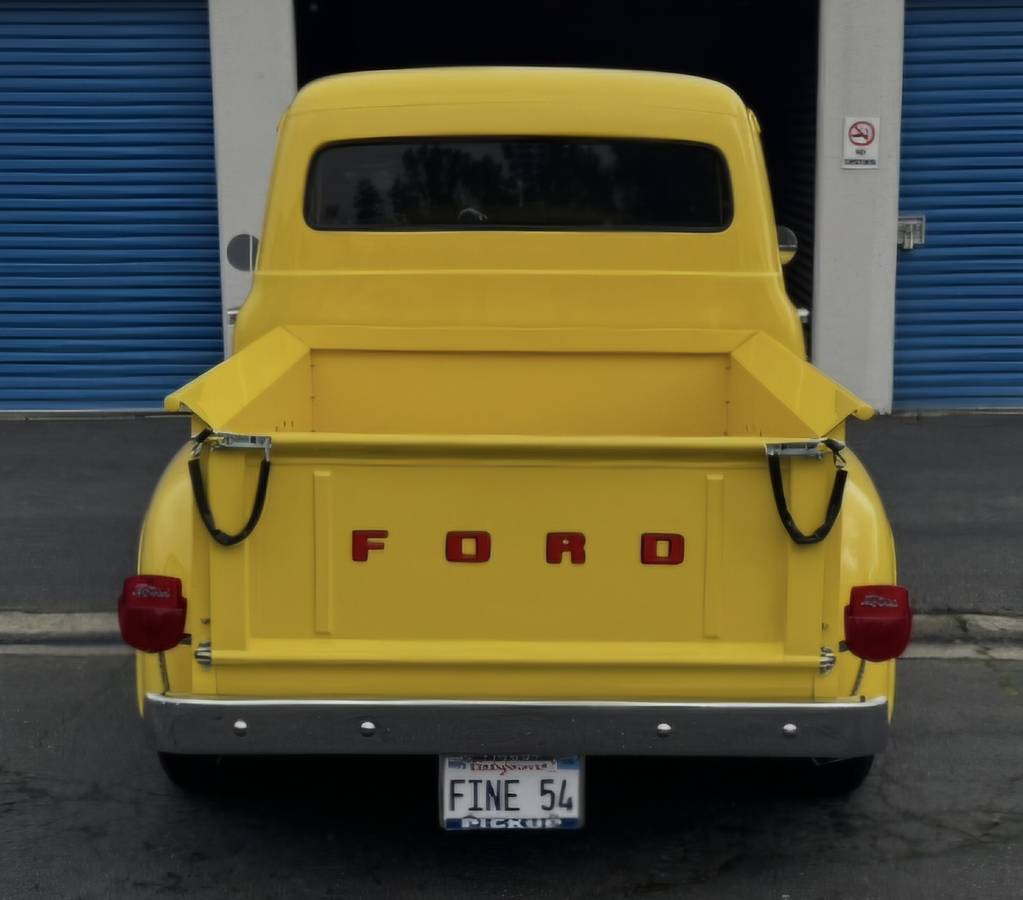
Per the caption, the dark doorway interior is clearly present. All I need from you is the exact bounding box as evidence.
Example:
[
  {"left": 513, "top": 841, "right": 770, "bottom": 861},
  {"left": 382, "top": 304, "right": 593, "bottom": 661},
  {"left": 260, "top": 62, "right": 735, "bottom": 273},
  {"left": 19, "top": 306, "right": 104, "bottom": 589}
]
[{"left": 293, "top": 0, "right": 819, "bottom": 310}]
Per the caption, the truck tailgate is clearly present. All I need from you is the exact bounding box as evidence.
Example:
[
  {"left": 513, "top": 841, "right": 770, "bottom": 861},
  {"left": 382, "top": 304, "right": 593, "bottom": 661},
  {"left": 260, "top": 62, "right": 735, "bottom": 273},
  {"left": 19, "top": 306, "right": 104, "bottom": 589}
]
[{"left": 201, "top": 437, "right": 837, "bottom": 702}]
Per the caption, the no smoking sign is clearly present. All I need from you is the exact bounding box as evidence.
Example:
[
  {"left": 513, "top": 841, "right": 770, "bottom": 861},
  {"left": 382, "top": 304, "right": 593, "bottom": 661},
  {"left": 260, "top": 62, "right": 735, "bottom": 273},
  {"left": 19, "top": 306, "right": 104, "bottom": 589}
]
[
  {"left": 843, "top": 116, "right": 880, "bottom": 169},
  {"left": 848, "top": 120, "right": 875, "bottom": 145}
]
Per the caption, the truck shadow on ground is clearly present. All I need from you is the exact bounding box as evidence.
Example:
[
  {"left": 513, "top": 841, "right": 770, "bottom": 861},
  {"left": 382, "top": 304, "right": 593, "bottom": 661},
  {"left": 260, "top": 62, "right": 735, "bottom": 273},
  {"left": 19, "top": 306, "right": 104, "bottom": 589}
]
[
  {"left": 194, "top": 753, "right": 859, "bottom": 833},
  {"left": 165, "top": 755, "right": 892, "bottom": 893}
]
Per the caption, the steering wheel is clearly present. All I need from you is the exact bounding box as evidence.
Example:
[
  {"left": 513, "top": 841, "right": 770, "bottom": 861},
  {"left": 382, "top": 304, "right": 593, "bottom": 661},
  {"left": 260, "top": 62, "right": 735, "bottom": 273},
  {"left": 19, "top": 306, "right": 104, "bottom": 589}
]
[{"left": 457, "top": 207, "right": 488, "bottom": 224}]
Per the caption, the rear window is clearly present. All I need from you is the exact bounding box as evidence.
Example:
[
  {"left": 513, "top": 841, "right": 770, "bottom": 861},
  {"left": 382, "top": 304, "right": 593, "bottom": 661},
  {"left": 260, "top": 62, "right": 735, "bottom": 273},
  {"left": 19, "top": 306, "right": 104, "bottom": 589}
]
[{"left": 305, "top": 137, "right": 732, "bottom": 231}]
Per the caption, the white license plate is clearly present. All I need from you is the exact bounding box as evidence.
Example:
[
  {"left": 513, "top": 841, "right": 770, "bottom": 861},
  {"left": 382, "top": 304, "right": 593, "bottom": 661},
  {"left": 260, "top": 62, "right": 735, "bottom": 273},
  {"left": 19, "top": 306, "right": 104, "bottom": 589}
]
[{"left": 441, "top": 756, "right": 583, "bottom": 830}]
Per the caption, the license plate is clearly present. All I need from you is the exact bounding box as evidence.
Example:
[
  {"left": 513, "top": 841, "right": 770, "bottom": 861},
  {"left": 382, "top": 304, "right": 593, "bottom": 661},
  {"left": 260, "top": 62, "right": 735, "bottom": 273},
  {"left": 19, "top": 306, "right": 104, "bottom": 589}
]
[{"left": 441, "top": 756, "right": 583, "bottom": 830}]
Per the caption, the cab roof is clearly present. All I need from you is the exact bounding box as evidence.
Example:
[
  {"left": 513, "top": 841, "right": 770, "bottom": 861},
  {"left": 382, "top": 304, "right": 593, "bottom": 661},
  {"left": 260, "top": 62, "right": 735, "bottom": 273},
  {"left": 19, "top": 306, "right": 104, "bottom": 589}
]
[{"left": 287, "top": 67, "right": 748, "bottom": 119}]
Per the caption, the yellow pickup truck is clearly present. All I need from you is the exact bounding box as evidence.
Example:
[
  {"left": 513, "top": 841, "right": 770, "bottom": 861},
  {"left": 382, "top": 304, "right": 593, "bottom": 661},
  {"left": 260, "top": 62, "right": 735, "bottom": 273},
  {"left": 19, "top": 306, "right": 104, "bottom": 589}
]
[{"left": 120, "top": 67, "right": 911, "bottom": 829}]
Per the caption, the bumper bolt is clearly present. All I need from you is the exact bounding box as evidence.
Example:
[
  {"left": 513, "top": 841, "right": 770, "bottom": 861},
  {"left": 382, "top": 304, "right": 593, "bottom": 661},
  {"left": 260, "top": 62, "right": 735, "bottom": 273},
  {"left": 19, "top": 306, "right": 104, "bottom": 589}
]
[
  {"left": 360, "top": 720, "right": 376, "bottom": 737},
  {"left": 656, "top": 722, "right": 672, "bottom": 737},
  {"left": 782, "top": 723, "right": 798, "bottom": 738},
  {"left": 233, "top": 719, "right": 248, "bottom": 737}
]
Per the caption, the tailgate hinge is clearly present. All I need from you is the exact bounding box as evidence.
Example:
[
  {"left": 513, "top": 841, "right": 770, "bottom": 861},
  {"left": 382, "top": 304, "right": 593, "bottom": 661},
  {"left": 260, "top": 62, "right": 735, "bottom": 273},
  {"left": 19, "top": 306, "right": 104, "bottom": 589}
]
[
  {"left": 208, "top": 432, "right": 272, "bottom": 458},
  {"left": 765, "top": 440, "right": 845, "bottom": 460},
  {"left": 819, "top": 647, "right": 837, "bottom": 675}
]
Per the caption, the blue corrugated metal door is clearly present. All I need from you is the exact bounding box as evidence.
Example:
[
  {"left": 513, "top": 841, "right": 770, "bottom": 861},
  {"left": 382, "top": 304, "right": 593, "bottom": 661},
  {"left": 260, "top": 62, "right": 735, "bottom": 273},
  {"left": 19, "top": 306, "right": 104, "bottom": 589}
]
[
  {"left": 0, "top": 0, "right": 222, "bottom": 410},
  {"left": 897, "top": 0, "right": 1023, "bottom": 408}
]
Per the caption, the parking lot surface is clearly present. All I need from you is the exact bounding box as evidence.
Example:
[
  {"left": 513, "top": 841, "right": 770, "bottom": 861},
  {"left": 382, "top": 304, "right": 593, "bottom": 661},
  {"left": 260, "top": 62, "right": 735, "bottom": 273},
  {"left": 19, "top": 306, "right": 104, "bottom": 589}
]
[
  {"left": 0, "top": 416, "right": 188, "bottom": 614},
  {"left": 1, "top": 653, "right": 1020, "bottom": 899},
  {"left": 849, "top": 414, "right": 1023, "bottom": 614}
]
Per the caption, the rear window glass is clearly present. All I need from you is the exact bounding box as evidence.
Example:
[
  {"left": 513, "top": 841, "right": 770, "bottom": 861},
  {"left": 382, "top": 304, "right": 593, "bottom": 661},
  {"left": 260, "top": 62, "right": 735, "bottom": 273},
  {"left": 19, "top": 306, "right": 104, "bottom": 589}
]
[{"left": 305, "top": 137, "right": 732, "bottom": 231}]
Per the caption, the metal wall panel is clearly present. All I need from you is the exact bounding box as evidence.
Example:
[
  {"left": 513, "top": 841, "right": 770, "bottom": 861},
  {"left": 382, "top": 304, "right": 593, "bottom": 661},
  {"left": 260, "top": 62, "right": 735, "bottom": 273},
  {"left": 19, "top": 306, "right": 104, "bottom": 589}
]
[
  {"left": 897, "top": 0, "right": 1023, "bottom": 407},
  {"left": 0, "top": 0, "right": 221, "bottom": 410}
]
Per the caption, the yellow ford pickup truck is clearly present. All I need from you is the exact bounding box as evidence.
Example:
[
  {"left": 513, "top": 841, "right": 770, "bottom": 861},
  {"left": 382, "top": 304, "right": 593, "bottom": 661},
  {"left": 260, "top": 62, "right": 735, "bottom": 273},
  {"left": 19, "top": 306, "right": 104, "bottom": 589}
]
[{"left": 120, "top": 67, "right": 911, "bottom": 829}]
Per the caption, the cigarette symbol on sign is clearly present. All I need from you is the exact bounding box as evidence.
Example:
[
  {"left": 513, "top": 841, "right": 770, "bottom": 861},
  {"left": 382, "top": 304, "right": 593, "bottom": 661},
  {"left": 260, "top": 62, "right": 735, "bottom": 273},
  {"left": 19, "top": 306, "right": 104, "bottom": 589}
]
[{"left": 848, "top": 121, "right": 876, "bottom": 146}]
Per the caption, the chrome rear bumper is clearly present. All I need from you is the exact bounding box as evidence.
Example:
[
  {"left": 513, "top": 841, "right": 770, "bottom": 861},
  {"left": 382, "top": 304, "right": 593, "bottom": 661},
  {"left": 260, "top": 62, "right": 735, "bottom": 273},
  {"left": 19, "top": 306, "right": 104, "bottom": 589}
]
[{"left": 145, "top": 694, "right": 889, "bottom": 758}]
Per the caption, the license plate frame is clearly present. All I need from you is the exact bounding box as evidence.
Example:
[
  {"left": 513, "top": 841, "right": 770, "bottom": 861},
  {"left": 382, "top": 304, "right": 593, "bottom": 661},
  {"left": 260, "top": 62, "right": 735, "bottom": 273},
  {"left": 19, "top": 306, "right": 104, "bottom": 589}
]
[{"left": 440, "top": 755, "right": 584, "bottom": 831}]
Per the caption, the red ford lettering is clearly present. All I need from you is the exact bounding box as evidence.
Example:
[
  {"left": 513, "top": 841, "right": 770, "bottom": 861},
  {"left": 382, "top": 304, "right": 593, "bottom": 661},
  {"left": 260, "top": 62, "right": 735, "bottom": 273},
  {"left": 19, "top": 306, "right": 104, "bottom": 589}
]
[
  {"left": 640, "top": 533, "right": 685, "bottom": 565},
  {"left": 446, "top": 531, "right": 492, "bottom": 563},
  {"left": 352, "top": 529, "right": 388, "bottom": 561},
  {"left": 546, "top": 532, "right": 586, "bottom": 565},
  {"left": 352, "top": 528, "right": 686, "bottom": 564}
]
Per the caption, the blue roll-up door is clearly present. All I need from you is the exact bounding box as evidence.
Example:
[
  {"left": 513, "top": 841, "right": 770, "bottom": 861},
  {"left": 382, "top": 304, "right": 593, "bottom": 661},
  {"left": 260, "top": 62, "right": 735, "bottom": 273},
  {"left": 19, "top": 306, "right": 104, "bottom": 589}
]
[
  {"left": 897, "top": 0, "right": 1023, "bottom": 408},
  {"left": 0, "top": 0, "right": 222, "bottom": 410}
]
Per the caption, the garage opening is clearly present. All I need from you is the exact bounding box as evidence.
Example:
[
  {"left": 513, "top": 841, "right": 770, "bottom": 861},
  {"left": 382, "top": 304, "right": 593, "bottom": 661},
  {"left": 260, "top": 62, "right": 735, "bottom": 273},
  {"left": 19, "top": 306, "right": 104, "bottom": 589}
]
[{"left": 293, "top": 0, "right": 819, "bottom": 314}]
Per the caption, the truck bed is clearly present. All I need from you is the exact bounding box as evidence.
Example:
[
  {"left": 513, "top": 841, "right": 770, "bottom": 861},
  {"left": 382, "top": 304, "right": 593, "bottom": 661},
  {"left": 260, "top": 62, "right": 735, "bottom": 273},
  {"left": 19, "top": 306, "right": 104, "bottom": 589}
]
[
  {"left": 166, "top": 324, "right": 869, "bottom": 703},
  {"left": 168, "top": 325, "right": 868, "bottom": 440}
]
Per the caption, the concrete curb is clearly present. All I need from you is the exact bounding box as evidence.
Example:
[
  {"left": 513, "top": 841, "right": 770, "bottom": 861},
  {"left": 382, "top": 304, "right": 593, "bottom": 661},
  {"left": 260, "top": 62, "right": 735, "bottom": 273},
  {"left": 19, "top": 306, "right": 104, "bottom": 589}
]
[
  {"left": 910, "top": 613, "right": 1023, "bottom": 644},
  {"left": 0, "top": 612, "right": 120, "bottom": 644},
  {"left": 2, "top": 611, "right": 1023, "bottom": 649},
  {"left": 903, "top": 643, "right": 1023, "bottom": 661}
]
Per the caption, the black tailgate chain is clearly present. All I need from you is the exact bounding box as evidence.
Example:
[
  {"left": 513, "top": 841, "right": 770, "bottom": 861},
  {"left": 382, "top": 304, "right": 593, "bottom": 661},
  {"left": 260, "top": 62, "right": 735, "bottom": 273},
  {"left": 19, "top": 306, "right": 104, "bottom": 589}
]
[
  {"left": 766, "top": 439, "right": 847, "bottom": 546},
  {"left": 188, "top": 429, "right": 272, "bottom": 547}
]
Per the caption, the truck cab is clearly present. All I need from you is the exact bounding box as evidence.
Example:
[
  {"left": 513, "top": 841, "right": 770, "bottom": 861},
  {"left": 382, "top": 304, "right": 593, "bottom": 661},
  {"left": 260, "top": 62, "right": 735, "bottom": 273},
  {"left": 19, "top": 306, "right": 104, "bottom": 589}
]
[{"left": 121, "top": 68, "right": 910, "bottom": 828}]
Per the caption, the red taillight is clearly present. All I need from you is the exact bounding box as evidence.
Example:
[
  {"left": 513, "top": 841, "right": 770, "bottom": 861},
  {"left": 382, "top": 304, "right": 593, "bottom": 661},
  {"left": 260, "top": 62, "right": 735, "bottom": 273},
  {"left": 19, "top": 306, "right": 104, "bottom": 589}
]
[
  {"left": 844, "top": 585, "right": 912, "bottom": 662},
  {"left": 118, "top": 575, "right": 186, "bottom": 653}
]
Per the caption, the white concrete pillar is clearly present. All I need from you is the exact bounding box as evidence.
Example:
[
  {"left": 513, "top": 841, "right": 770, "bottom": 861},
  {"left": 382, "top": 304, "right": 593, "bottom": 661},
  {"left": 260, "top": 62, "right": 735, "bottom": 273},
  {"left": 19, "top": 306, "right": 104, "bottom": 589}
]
[
  {"left": 207, "top": 0, "right": 296, "bottom": 353},
  {"left": 813, "top": 0, "right": 905, "bottom": 413}
]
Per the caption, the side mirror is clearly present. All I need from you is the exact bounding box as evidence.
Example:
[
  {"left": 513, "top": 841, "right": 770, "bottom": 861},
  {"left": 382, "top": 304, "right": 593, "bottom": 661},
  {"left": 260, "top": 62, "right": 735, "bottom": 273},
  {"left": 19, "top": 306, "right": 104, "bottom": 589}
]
[
  {"left": 778, "top": 225, "right": 798, "bottom": 265},
  {"left": 226, "top": 233, "right": 260, "bottom": 272}
]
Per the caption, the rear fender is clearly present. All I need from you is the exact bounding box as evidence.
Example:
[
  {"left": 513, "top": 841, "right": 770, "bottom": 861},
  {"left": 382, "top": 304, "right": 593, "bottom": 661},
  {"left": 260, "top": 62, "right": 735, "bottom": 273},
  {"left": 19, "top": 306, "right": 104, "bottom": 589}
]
[
  {"left": 823, "top": 449, "right": 899, "bottom": 709},
  {"left": 134, "top": 443, "right": 210, "bottom": 710}
]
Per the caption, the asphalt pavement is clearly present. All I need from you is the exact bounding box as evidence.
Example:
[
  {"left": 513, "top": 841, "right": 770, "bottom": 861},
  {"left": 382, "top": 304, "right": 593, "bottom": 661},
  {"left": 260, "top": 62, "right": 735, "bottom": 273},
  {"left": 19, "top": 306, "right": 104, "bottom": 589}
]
[
  {"left": 0, "top": 412, "right": 1020, "bottom": 615},
  {"left": 1, "top": 652, "right": 1020, "bottom": 898},
  {"left": 848, "top": 413, "right": 1023, "bottom": 615},
  {"left": 0, "top": 416, "right": 189, "bottom": 613}
]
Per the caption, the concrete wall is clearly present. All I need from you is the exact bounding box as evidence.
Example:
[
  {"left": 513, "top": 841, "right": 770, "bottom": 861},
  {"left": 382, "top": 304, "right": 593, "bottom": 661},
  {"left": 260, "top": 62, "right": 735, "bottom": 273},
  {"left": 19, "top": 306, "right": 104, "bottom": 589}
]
[
  {"left": 813, "top": 0, "right": 905, "bottom": 413},
  {"left": 207, "top": 0, "right": 296, "bottom": 351}
]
